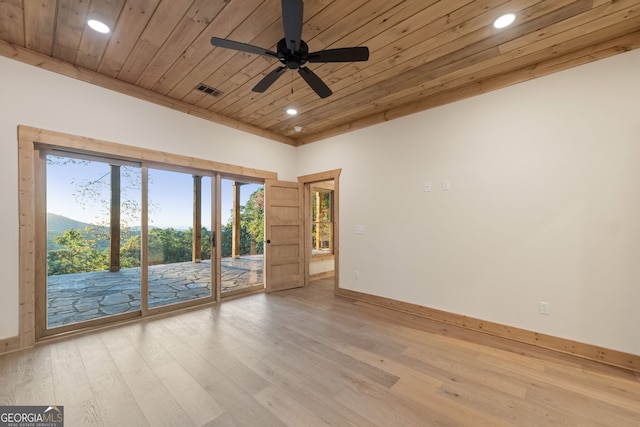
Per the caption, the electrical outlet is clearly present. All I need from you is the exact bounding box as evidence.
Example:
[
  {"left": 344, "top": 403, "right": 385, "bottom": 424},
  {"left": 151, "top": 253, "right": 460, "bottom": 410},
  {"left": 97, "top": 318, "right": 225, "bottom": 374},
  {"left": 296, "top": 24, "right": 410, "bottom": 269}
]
[
  {"left": 442, "top": 180, "right": 450, "bottom": 191},
  {"left": 539, "top": 301, "right": 551, "bottom": 315},
  {"left": 354, "top": 270, "right": 360, "bottom": 280},
  {"left": 423, "top": 181, "right": 432, "bottom": 192}
]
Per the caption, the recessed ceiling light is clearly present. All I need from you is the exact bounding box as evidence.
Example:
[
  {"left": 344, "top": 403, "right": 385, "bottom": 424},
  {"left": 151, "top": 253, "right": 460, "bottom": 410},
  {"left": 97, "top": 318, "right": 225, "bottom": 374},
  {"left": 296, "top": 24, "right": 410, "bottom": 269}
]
[
  {"left": 87, "top": 19, "right": 111, "bottom": 34},
  {"left": 294, "top": 126, "right": 303, "bottom": 132},
  {"left": 493, "top": 13, "right": 516, "bottom": 29},
  {"left": 286, "top": 108, "right": 298, "bottom": 116}
]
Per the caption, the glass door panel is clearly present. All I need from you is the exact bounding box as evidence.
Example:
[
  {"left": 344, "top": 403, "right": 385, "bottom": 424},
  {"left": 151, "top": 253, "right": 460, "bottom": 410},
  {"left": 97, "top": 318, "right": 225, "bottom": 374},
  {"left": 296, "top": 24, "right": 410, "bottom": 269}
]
[
  {"left": 197, "top": 176, "right": 213, "bottom": 299},
  {"left": 147, "top": 169, "right": 212, "bottom": 308},
  {"left": 46, "top": 155, "right": 142, "bottom": 328},
  {"left": 220, "top": 179, "right": 264, "bottom": 295}
]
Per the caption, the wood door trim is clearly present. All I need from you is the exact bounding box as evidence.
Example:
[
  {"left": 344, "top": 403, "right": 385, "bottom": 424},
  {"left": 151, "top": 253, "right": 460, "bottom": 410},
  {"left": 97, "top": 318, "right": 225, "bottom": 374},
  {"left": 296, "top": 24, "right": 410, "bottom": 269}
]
[
  {"left": 298, "top": 169, "right": 341, "bottom": 294},
  {"left": 20, "top": 126, "right": 278, "bottom": 180}
]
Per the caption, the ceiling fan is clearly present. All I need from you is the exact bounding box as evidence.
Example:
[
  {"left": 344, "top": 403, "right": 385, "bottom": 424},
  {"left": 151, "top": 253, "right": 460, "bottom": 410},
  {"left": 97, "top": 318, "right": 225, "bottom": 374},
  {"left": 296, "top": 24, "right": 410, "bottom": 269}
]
[{"left": 211, "top": 0, "right": 369, "bottom": 99}]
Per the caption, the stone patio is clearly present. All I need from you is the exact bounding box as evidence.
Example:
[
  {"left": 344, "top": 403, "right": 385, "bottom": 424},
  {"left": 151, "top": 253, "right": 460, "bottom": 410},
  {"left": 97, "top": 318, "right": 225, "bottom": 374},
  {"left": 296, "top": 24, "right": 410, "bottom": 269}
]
[{"left": 47, "top": 255, "right": 263, "bottom": 328}]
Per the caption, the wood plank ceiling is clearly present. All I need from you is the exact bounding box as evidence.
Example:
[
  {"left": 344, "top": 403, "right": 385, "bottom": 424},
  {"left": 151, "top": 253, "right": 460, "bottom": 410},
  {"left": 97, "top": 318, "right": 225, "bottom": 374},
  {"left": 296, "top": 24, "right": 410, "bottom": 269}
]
[{"left": 1, "top": 0, "right": 639, "bottom": 146}]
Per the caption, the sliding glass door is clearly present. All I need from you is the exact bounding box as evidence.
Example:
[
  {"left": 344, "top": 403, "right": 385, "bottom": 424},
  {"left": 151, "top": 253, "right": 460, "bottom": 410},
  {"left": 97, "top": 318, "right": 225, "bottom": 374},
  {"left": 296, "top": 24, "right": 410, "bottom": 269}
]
[
  {"left": 220, "top": 179, "right": 265, "bottom": 295},
  {"left": 43, "top": 153, "right": 216, "bottom": 332},
  {"left": 147, "top": 168, "right": 213, "bottom": 308},
  {"left": 45, "top": 154, "right": 142, "bottom": 328}
]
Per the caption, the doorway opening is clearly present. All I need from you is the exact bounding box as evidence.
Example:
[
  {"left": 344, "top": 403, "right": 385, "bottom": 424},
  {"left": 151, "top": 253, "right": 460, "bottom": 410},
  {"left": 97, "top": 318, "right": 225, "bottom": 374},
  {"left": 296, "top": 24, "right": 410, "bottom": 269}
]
[
  {"left": 310, "top": 181, "right": 335, "bottom": 278},
  {"left": 298, "top": 169, "right": 341, "bottom": 292}
]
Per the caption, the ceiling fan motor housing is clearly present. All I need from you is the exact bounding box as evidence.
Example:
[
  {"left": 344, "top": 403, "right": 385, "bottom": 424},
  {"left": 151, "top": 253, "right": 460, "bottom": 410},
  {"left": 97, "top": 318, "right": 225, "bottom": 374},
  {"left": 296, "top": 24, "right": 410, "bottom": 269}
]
[{"left": 278, "top": 38, "right": 308, "bottom": 69}]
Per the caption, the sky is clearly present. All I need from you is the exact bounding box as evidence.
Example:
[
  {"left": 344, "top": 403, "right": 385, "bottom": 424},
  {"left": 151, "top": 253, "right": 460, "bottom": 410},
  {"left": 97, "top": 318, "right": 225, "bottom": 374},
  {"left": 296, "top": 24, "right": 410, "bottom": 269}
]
[{"left": 46, "top": 155, "right": 262, "bottom": 229}]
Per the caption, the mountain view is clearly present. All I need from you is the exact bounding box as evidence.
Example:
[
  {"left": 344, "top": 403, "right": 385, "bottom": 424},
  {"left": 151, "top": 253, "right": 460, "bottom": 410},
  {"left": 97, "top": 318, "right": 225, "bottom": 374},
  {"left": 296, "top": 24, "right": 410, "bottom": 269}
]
[
  {"left": 46, "top": 186, "right": 264, "bottom": 275},
  {"left": 47, "top": 213, "right": 95, "bottom": 249}
]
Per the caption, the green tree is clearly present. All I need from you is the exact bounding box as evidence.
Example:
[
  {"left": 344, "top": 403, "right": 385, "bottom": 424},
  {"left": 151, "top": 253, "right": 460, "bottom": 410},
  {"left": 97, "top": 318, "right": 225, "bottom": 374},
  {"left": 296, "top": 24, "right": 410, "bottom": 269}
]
[
  {"left": 120, "top": 234, "right": 141, "bottom": 268},
  {"left": 221, "top": 222, "right": 233, "bottom": 257},
  {"left": 47, "top": 229, "right": 109, "bottom": 275},
  {"left": 47, "top": 155, "right": 144, "bottom": 272},
  {"left": 148, "top": 227, "right": 192, "bottom": 264},
  {"left": 200, "top": 227, "right": 212, "bottom": 260},
  {"left": 241, "top": 187, "right": 265, "bottom": 254},
  {"left": 220, "top": 187, "right": 265, "bottom": 258}
]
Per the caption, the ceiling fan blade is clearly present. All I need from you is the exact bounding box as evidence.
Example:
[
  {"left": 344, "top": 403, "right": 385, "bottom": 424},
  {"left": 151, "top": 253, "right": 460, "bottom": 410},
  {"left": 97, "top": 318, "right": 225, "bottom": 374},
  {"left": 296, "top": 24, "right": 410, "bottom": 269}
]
[
  {"left": 308, "top": 46, "right": 370, "bottom": 63},
  {"left": 211, "top": 37, "right": 277, "bottom": 58},
  {"left": 281, "top": 0, "right": 303, "bottom": 53},
  {"left": 298, "top": 67, "right": 332, "bottom": 99},
  {"left": 253, "top": 66, "right": 287, "bottom": 93}
]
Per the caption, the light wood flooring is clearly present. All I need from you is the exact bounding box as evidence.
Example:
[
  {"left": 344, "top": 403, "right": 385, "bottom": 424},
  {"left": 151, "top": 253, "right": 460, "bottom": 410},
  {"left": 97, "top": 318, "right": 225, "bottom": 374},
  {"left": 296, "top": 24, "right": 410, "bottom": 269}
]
[{"left": 1, "top": 278, "right": 639, "bottom": 426}]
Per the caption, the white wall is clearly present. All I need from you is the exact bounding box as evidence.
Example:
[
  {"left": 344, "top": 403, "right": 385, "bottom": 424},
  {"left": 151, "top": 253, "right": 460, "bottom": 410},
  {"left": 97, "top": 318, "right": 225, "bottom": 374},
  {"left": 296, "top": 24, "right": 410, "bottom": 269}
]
[
  {"left": 310, "top": 257, "right": 334, "bottom": 276},
  {"left": 297, "top": 49, "right": 640, "bottom": 356},
  {"left": 0, "top": 56, "right": 297, "bottom": 340}
]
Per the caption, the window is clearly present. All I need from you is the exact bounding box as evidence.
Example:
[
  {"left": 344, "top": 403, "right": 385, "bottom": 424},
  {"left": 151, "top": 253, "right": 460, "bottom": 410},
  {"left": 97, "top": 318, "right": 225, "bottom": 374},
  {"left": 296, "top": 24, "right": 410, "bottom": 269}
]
[{"left": 311, "top": 184, "right": 334, "bottom": 256}]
